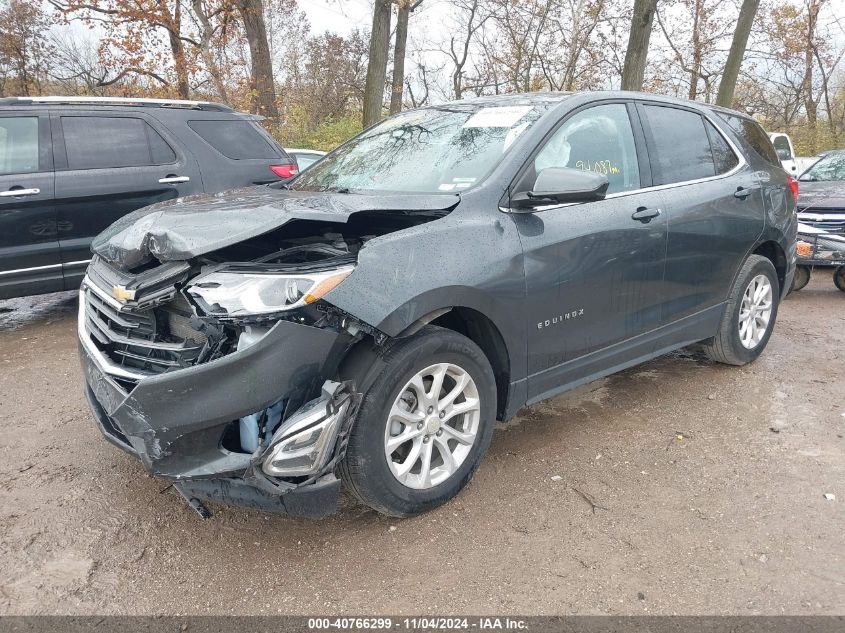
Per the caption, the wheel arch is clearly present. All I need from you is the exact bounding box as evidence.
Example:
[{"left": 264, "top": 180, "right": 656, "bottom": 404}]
[
  {"left": 752, "top": 240, "right": 788, "bottom": 293},
  {"left": 337, "top": 303, "right": 516, "bottom": 422}
]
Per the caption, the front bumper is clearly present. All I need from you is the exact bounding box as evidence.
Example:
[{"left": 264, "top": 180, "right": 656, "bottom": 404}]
[{"left": 80, "top": 305, "right": 354, "bottom": 518}]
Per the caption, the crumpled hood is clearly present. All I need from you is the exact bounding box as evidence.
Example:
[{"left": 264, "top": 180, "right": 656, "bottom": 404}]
[
  {"left": 91, "top": 187, "right": 460, "bottom": 269},
  {"left": 797, "top": 180, "right": 845, "bottom": 212}
]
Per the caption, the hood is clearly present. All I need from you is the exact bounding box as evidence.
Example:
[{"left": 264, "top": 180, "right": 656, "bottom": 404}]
[
  {"left": 91, "top": 187, "right": 460, "bottom": 269},
  {"left": 797, "top": 180, "right": 845, "bottom": 212}
]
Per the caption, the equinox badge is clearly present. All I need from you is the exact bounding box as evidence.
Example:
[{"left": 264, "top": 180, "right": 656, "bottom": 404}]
[{"left": 111, "top": 285, "right": 136, "bottom": 303}]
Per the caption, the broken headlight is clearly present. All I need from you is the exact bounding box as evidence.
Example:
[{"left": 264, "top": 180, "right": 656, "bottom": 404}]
[
  {"left": 262, "top": 385, "right": 353, "bottom": 477},
  {"left": 186, "top": 266, "right": 354, "bottom": 317}
]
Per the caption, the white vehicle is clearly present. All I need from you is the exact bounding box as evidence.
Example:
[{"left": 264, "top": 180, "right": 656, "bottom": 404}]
[
  {"left": 769, "top": 132, "right": 818, "bottom": 175},
  {"left": 286, "top": 148, "right": 326, "bottom": 171}
]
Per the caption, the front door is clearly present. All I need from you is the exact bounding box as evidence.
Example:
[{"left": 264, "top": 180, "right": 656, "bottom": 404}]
[
  {"left": 0, "top": 111, "right": 59, "bottom": 299},
  {"left": 52, "top": 112, "right": 202, "bottom": 285},
  {"left": 508, "top": 102, "right": 668, "bottom": 402}
]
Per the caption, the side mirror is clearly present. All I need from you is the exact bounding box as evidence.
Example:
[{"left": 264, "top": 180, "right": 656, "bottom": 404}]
[{"left": 511, "top": 167, "right": 609, "bottom": 210}]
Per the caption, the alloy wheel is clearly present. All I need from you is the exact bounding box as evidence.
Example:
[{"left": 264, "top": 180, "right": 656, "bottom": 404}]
[
  {"left": 384, "top": 363, "right": 481, "bottom": 489},
  {"left": 738, "top": 274, "right": 773, "bottom": 349}
]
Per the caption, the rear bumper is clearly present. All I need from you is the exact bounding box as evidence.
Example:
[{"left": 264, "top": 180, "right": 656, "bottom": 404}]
[{"left": 80, "top": 314, "right": 353, "bottom": 518}]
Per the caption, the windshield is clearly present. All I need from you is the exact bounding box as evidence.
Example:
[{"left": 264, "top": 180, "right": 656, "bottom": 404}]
[
  {"left": 291, "top": 104, "right": 550, "bottom": 194},
  {"left": 800, "top": 152, "right": 845, "bottom": 181}
]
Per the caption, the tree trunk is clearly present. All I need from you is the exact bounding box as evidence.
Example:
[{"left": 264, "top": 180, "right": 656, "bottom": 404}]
[
  {"left": 803, "top": 0, "right": 820, "bottom": 152},
  {"left": 236, "top": 0, "right": 278, "bottom": 118},
  {"left": 620, "top": 0, "right": 657, "bottom": 91},
  {"left": 716, "top": 0, "right": 758, "bottom": 107},
  {"left": 688, "top": 0, "right": 701, "bottom": 100},
  {"left": 161, "top": 0, "right": 189, "bottom": 99},
  {"left": 389, "top": 1, "right": 410, "bottom": 115},
  {"left": 363, "top": 0, "right": 392, "bottom": 127}
]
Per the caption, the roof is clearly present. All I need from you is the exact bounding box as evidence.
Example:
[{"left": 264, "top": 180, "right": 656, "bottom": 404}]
[{"left": 0, "top": 96, "right": 233, "bottom": 112}]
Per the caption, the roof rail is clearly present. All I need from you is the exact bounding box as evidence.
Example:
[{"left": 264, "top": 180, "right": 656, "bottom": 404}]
[{"left": 0, "top": 96, "right": 233, "bottom": 112}]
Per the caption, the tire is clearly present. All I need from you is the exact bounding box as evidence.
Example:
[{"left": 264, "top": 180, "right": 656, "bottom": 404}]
[
  {"left": 339, "top": 326, "right": 496, "bottom": 517},
  {"left": 703, "top": 255, "right": 780, "bottom": 366},
  {"left": 791, "top": 265, "right": 811, "bottom": 292},
  {"left": 834, "top": 266, "right": 845, "bottom": 292}
]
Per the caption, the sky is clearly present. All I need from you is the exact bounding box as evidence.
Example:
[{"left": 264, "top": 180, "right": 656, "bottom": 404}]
[{"left": 298, "top": 0, "right": 453, "bottom": 39}]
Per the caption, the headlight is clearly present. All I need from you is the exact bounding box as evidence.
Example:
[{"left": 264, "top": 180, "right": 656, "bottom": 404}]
[{"left": 186, "top": 266, "right": 353, "bottom": 317}]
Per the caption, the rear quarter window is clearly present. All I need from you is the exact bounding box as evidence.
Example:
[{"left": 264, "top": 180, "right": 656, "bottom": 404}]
[
  {"left": 188, "top": 120, "right": 280, "bottom": 160},
  {"left": 717, "top": 113, "right": 780, "bottom": 166}
]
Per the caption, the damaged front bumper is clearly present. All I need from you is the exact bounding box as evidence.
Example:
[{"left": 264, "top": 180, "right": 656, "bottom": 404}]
[{"left": 79, "top": 292, "right": 359, "bottom": 518}]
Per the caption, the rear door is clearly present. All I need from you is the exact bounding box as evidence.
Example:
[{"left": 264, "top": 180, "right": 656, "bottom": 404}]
[
  {"left": 53, "top": 111, "right": 202, "bottom": 286},
  {"left": 637, "top": 103, "right": 764, "bottom": 322},
  {"left": 0, "top": 111, "right": 59, "bottom": 299}
]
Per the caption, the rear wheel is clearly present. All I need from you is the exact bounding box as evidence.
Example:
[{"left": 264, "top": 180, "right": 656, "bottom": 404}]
[
  {"left": 834, "top": 266, "right": 845, "bottom": 292},
  {"left": 340, "top": 326, "right": 496, "bottom": 517},
  {"left": 703, "top": 255, "right": 780, "bottom": 366},
  {"left": 791, "top": 265, "right": 811, "bottom": 292}
]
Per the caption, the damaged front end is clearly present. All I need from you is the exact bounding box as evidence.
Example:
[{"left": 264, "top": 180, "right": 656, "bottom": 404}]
[
  {"left": 79, "top": 190, "right": 457, "bottom": 517},
  {"left": 78, "top": 219, "right": 406, "bottom": 517}
]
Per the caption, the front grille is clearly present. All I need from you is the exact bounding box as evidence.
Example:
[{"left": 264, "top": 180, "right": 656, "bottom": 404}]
[
  {"left": 83, "top": 285, "right": 206, "bottom": 378},
  {"left": 81, "top": 258, "right": 211, "bottom": 386},
  {"left": 798, "top": 212, "right": 845, "bottom": 236}
]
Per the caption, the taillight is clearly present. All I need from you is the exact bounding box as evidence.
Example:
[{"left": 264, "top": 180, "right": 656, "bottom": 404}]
[
  {"left": 270, "top": 164, "right": 298, "bottom": 179},
  {"left": 787, "top": 176, "right": 799, "bottom": 200}
]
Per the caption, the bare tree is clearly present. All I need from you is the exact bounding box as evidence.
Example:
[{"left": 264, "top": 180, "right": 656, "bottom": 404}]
[
  {"left": 442, "top": 0, "right": 489, "bottom": 99},
  {"left": 363, "top": 0, "right": 392, "bottom": 126},
  {"left": 189, "top": 0, "right": 232, "bottom": 104},
  {"left": 620, "top": 0, "right": 657, "bottom": 90}
]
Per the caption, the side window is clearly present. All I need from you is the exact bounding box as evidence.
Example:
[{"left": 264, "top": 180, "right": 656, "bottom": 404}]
[
  {"left": 61, "top": 116, "right": 175, "bottom": 170},
  {"left": 532, "top": 103, "right": 640, "bottom": 194},
  {"left": 642, "top": 105, "right": 714, "bottom": 184},
  {"left": 719, "top": 114, "right": 780, "bottom": 166},
  {"left": 188, "top": 120, "right": 278, "bottom": 159},
  {"left": 704, "top": 120, "right": 739, "bottom": 175},
  {"left": 0, "top": 116, "right": 39, "bottom": 175}
]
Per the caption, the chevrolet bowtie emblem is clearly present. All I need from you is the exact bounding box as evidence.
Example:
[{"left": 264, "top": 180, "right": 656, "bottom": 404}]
[{"left": 111, "top": 285, "right": 136, "bottom": 303}]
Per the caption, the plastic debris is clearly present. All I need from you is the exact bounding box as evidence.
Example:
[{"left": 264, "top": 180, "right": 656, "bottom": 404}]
[
  {"left": 550, "top": 475, "right": 562, "bottom": 482},
  {"left": 824, "top": 493, "right": 836, "bottom": 501}
]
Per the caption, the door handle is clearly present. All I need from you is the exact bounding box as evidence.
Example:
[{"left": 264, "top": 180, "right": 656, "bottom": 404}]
[
  {"left": 0, "top": 188, "right": 40, "bottom": 198},
  {"left": 733, "top": 186, "right": 758, "bottom": 199},
  {"left": 158, "top": 175, "right": 190, "bottom": 184},
  {"left": 631, "top": 206, "right": 661, "bottom": 223}
]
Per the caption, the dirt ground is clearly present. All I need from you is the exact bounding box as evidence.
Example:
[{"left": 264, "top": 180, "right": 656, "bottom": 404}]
[{"left": 0, "top": 270, "right": 842, "bottom": 616}]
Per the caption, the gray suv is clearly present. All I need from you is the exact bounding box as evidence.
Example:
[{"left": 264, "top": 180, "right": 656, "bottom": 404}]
[{"left": 78, "top": 92, "right": 796, "bottom": 519}]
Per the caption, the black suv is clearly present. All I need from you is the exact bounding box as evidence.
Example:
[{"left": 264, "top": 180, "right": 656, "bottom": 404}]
[
  {"left": 0, "top": 97, "right": 296, "bottom": 300},
  {"left": 78, "top": 92, "right": 796, "bottom": 519}
]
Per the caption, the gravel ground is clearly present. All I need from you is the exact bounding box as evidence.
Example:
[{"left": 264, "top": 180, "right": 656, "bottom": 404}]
[{"left": 0, "top": 270, "right": 843, "bottom": 615}]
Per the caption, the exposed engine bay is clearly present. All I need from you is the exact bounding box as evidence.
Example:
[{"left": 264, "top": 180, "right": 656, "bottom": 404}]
[{"left": 79, "top": 188, "right": 463, "bottom": 517}]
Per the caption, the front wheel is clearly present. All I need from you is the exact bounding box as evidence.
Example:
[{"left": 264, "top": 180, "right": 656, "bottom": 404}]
[
  {"left": 834, "top": 266, "right": 845, "bottom": 292},
  {"left": 339, "top": 326, "right": 497, "bottom": 517},
  {"left": 703, "top": 255, "right": 780, "bottom": 366}
]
